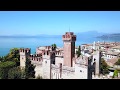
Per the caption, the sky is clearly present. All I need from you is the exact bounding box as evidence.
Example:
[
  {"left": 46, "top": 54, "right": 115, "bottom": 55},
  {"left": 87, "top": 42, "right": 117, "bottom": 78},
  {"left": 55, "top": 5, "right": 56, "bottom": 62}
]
[{"left": 0, "top": 11, "right": 120, "bottom": 35}]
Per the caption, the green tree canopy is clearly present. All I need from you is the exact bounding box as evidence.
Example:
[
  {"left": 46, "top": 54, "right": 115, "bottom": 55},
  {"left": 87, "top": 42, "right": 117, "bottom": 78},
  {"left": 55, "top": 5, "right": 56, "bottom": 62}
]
[
  {"left": 113, "top": 70, "right": 118, "bottom": 78},
  {"left": 115, "top": 58, "right": 120, "bottom": 65},
  {"left": 8, "top": 66, "right": 24, "bottom": 79},
  {"left": 25, "top": 58, "right": 35, "bottom": 79},
  {"left": 51, "top": 44, "right": 57, "bottom": 51},
  {"left": 100, "top": 58, "right": 109, "bottom": 75},
  {"left": 0, "top": 57, "right": 3, "bottom": 62},
  {"left": 76, "top": 46, "right": 81, "bottom": 57},
  {"left": 0, "top": 61, "right": 16, "bottom": 79},
  {"left": 4, "top": 48, "right": 20, "bottom": 66}
]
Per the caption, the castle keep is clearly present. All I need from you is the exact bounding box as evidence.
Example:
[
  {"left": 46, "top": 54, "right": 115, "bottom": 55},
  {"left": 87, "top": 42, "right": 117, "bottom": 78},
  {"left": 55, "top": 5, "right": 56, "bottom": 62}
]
[
  {"left": 62, "top": 32, "right": 76, "bottom": 67},
  {"left": 19, "top": 32, "right": 101, "bottom": 79}
]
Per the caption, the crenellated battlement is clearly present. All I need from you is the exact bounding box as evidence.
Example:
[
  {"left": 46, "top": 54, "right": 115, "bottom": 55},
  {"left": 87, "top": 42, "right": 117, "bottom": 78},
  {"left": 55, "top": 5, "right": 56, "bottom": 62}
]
[
  {"left": 55, "top": 50, "right": 63, "bottom": 56},
  {"left": 42, "top": 50, "right": 52, "bottom": 56},
  {"left": 30, "top": 54, "right": 43, "bottom": 62},
  {"left": 19, "top": 48, "right": 31, "bottom": 53},
  {"left": 45, "top": 46, "right": 51, "bottom": 50},
  {"left": 62, "top": 32, "right": 76, "bottom": 41},
  {"left": 36, "top": 46, "right": 53, "bottom": 55}
]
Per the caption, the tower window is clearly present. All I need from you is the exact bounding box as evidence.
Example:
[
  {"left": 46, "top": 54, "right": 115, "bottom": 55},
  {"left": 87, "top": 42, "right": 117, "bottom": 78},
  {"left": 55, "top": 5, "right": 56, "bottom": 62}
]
[
  {"left": 47, "top": 51, "right": 49, "bottom": 55},
  {"left": 45, "top": 61, "right": 47, "bottom": 63},
  {"left": 80, "top": 70, "right": 82, "bottom": 72},
  {"left": 22, "top": 58, "right": 24, "bottom": 59}
]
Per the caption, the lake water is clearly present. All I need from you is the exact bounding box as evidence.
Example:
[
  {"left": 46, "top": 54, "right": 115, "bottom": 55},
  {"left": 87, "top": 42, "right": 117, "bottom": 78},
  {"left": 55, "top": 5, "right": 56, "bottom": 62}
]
[{"left": 0, "top": 36, "right": 119, "bottom": 56}]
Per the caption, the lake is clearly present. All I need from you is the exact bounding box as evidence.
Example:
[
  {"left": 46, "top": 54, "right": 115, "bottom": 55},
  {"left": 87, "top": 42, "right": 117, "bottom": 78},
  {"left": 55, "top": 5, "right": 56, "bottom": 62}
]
[{"left": 0, "top": 36, "right": 118, "bottom": 56}]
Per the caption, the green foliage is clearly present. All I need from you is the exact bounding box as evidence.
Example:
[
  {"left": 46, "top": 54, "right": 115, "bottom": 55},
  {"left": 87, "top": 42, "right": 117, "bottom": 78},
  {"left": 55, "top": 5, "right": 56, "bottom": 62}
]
[
  {"left": 0, "top": 56, "right": 4, "bottom": 62},
  {"left": 100, "top": 58, "right": 109, "bottom": 75},
  {"left": 0, "top": 61, "right": 16, "bottom": 68},
  {"left": 4, "top": 48, "right": 20, "bottom": 66},
  {"left": 113, "top": 70, "right": 118, "bottom": 78},
  {"left": 25, "top": 58, "right": 35, "bottom": 79},
  {"left": 52, "top": 44, "right": 57, "bottom": 48},
  {"left": 8, "top": 66, "right": 23, "bottom": 79},
  {"left": 0, "top": 61, "right": 16, "bottom": 79},
  {"left": 51, "top": 44, "right": 57, "bottom": 51},
  {"left": 115, "top": 58, "right": 120, "bottom": 65},
  {"left": 76, "top": 46, "right": 81, "bottom": 57}
]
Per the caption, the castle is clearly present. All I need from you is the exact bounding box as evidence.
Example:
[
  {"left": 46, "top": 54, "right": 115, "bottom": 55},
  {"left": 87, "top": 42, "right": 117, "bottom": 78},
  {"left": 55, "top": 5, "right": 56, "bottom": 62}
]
[{"left": 19, "top": 32, "right": 101, "bottom": 79}]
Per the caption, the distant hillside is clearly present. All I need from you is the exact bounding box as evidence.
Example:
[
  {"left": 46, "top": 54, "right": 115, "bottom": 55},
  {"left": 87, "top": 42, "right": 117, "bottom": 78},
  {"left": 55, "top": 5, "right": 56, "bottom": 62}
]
[
  {"left": 0, "top": 34, "right": 61, "bottom": 38},
  {"left": 97, "top": 33, "right": 120, "bottom": 38},
  {"left": 75, "top": 31, "right": 106, "bottom": 38},
  {"left": 0, "top": 31, "right": 106, "bottom": 38},
  {"left": 96, "top": 33, "right": 120, "bottom": 41}
]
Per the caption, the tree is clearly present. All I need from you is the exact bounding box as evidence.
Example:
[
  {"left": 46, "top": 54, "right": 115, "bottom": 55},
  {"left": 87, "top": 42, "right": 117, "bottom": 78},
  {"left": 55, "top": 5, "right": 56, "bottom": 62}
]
[
  {"left": 115, "top": 58, "right": 120, "bottom": 65},
  {"left": 100, "top": 58, "right": 109, "bottom": 75},
  {"left": 76, "top": 46, "right": 81, "bottom": 57},
  {"left": 8, "top": 66, "right": 24, "bottom": 79},
  {"left": 51, "top": 44, "right": 57, "bottom": 51},
  {"left": 0, "top": 61, "right": 16, "bottom": 79},
  {"left": 113, "top": 70, "right": 118, "bottom": 78},
  {"left": 25, "top": 58, "right": 35, "bottom": 79},
  {"left": 0, "top": 57, "right": 3, "bottom": 62},
  {"left": 4, "top": 48, "right": 20, "bottom": 66}
]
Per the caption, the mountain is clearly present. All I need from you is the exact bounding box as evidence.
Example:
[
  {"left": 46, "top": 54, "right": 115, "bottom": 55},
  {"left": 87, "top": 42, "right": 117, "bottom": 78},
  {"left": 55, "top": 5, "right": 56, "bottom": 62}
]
[
  {"left": 0, "top": 31, "right": 106, "bottom": 38},
  {"left": 75, "top": 31, "right": 106, "bottom": 38},
  {"left": 0, "top": 34, "right": 62, "bottom": 38},
  {"left": 97, "top": 33, "right": 120, "bottom": 38},
  {"left": 96, "top": 33, "right": 120, "bottom": 41}
]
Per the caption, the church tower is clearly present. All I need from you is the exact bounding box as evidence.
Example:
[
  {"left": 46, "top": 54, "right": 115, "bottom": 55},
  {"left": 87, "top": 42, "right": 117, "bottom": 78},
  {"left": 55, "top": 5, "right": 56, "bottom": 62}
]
[{"left": 62, "top": 32, "right": 76, "bottom": 67}]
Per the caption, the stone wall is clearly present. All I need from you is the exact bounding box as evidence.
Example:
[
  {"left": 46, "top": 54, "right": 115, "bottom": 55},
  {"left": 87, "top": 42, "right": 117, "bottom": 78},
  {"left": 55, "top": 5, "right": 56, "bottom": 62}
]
[{"left": 33, "top": 60, "right": 89, "bottom": 79}]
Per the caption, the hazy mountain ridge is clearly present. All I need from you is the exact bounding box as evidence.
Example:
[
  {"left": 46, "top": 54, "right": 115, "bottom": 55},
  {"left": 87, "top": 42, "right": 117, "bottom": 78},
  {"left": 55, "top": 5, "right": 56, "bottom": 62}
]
[
  {"left": 96, "top": 33, "right": 120, "bottom": 41},
  {"left": 97, "top": 33, "right": 120, "bottom": 38},
  {"left": 0, "top": 34, "right": 61, "bottom": 38},
  {"left": 75, "top": 31, "right": 106, "bottom": 38},
  {"left": 0, "top": 31, "right": 106, "bottom": 38}
]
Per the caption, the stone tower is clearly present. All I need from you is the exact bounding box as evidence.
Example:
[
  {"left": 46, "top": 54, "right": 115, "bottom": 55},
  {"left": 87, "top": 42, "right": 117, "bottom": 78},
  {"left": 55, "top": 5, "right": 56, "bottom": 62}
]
[
  {"left": 19, "top": 48, "right": 31, "bottom": 68},
  {"left": 42, "top": 51, "right": 55, "bottom": 79},
  {"left": 93, "top": 50, "right": 101, "bottom": 75},
  {"left": 62, "top": 32, "right": 76, "bottom": 67}
]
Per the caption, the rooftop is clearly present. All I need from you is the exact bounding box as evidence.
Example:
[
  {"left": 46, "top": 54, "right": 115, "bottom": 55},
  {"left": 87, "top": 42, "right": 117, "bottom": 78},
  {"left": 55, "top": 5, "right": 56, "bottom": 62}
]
[
  {"left": 106, "top": 57, "right": 118, "bottom": 64},
  {"left": 111, "top": 45, "right": 120, "bottom": 49},
  {"left": 107, "top": 51, "right": 120, "bottom": 55}
]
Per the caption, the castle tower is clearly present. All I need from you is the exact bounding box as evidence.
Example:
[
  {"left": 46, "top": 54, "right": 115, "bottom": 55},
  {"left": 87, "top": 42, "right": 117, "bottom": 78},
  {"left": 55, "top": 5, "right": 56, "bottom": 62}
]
[
  {"left": 62, "top": 32, "right": 76, "bottom": 67},
  {"left": 93, "top": 50, "right": 101, "bottom": 75},
  {"left": 42, "top": 51, "right": 55, "bottom": 79},
  {"left": 19, "top": 48, "right": 31, "bottom": 68},
  {"left": 87, "top": 56, "right": 93, "bottom": 79}
]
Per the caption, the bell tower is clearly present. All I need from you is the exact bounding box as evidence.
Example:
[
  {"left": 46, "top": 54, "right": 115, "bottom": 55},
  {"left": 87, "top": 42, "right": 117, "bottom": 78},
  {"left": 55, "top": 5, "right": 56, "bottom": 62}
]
[{"left": 62, "top": 32, "right": 76, "bottom": 67}]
